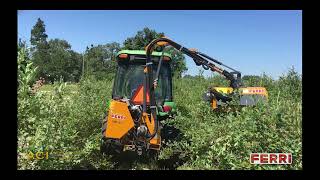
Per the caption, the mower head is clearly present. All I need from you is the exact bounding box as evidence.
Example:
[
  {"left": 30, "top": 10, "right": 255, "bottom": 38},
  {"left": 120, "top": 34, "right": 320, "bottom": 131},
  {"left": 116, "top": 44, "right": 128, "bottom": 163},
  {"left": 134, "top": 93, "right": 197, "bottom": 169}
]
[{"left": 203, "top": 86, "right": 268, "bottom": 110}]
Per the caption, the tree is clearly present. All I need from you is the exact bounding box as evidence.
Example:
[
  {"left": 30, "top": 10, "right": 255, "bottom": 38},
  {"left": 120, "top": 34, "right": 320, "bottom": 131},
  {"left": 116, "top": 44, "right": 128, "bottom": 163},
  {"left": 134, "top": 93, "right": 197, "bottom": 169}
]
[
  {"left": 242, "top": 75, "right": 261, "bottom": 81},
  {"left": 46, "top": 39, "right": 71, "bottom": 82},
  {"left": 164, "top": 47, "right": 188, "bottom": 78},
  {"left": 68, "top": 51, "right": 82, "bottom": 82},
  {"left": 84, "top": 42, "right": 121, "bottom": 80},
  {"left": 122, "top": 27, "right": 187, "bottom": 78},
  {"left": 46, "top": 39, "right": 82, "bottom": 83},
  {"left": 123, "top": 27, "right": 164, "bottom": 50},
  {"left": 29, "top": 18, "right": 82, "bottom": 83},
  {"left": 30, "top": 18, "right": 48, "bottom": 51},
  {"left": 102, "top": 42, "right": 121, "bottom": 70},
  {"left": 30, "top": 18, "right": 50, "bottom": 80}
]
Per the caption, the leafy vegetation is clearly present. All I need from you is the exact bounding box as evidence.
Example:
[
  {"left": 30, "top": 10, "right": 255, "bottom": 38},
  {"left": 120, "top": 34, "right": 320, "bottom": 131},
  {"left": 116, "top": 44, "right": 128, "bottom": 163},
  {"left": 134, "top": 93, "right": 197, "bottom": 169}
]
[
  {"left": 18, "top": 18, "right": 301, "bottom": 170},
  {"left": 17, "top": 46, "right": 302, "bottom": 170},
  {"left": 29, "top": 18, "right": 83, "bottom": 83}
]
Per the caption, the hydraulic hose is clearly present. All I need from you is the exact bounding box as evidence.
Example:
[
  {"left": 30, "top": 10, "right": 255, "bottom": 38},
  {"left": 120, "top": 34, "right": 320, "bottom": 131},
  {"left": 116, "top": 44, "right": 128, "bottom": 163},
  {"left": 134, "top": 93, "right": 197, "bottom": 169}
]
[{"left": 146, "top": 37, "right": 241, "bottom": 89}]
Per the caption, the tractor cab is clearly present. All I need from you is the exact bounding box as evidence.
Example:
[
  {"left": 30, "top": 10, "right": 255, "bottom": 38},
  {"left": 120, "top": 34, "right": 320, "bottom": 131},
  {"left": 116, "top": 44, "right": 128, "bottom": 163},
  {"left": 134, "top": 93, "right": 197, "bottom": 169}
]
[{"left": 112, "top": 50, "right": 176, "bottom": 116}]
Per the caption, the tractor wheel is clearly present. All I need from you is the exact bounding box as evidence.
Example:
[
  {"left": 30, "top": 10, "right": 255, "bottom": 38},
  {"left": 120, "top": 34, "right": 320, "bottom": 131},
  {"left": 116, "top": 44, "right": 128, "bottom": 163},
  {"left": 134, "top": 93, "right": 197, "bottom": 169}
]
[
  {"left": 101, "top": 138, "right": 123, "bottom": 155},
  {"left": 101, "top": 112, "right": 108, "bottom": 139},
  {"left": 146, "top": 149, "right": 160, "bottom": 160}
]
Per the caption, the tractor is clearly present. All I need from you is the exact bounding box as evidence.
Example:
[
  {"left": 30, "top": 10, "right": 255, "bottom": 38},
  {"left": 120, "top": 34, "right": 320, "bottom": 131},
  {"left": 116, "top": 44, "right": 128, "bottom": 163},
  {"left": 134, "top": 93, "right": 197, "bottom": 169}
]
[{"left": 101, "top": 37, "right": 268, "bottom": 156}]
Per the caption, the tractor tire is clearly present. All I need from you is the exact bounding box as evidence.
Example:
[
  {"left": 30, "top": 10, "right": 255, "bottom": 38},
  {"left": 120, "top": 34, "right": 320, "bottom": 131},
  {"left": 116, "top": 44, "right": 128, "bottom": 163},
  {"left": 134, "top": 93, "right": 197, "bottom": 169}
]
[
  {"left": 101, "top": 112, "right": 108, "bottom": 139},
  {"left": 101, "top": 138, "right": 123, "bottom": 155}
]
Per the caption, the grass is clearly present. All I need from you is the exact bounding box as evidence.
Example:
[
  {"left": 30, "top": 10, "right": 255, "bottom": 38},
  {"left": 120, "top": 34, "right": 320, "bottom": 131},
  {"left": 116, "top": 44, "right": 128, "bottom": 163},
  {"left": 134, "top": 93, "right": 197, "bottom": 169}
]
[
  {"left": 18, "top": 50, "right": 302, "bottom": 170},
  {"left": 40, "top": 83, "right": 79, "bottom": 93}
]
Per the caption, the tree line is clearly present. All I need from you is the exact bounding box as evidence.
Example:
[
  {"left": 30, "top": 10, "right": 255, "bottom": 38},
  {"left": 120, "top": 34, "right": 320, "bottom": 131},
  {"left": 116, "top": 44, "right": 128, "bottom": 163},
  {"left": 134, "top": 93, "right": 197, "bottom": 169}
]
[{"left": 18, "top": 18, "right": 188, "bottom": 83}]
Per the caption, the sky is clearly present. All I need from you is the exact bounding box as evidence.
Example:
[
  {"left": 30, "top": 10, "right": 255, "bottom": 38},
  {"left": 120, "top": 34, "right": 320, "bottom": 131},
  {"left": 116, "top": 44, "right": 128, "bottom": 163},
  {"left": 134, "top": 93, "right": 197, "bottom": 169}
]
[{"left": 17, "top": 10, "right": 302, "bottom": 78}]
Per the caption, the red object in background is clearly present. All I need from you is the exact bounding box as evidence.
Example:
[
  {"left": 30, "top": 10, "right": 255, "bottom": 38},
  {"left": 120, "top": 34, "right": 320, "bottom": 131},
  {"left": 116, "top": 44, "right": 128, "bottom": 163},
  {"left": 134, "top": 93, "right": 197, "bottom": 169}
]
[{"left": 163, "top": 105, "right": 172, "bottom": 112}]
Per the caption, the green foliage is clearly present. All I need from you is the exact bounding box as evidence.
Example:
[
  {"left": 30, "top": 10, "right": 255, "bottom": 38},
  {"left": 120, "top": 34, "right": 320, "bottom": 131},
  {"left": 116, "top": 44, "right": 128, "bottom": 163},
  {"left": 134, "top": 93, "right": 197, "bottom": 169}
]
[
  {"left": 18, "top": 47, "right": 115, "bottom": 169},
  {"left": 83, "top": 43, "right": 120, "bottom": 80},
  {"left": 160, "top": 70, "right": 302, "bottom": 170},
  {"left": 164, "top": 47, "right": 188, "bottom": 78},
  {"left": 42, "top": 39, "right": 79, "bottom": 83},
  {"left": 242, "top": 73, "right": 275, "bottom": 90},
  {"left": 207, "top": 75, "right": 229, "bottom": 87},
  {"left": 18, "top": 47, "right": 38, "bottom": 96},
  {"left": 276, "top": 67, "right": 302, "bottom": 100},
  {"left": 30, "top": 18, "right": 48, "bottom": 47},
  {"left": 30, "top": 18, "right": 50, "bottom": 79},
  {"left": 29, "top": 19, "right": 83, "bottom": 83},
  {"left": 123, "top": 27, "right": 164, "bottom": 50}
]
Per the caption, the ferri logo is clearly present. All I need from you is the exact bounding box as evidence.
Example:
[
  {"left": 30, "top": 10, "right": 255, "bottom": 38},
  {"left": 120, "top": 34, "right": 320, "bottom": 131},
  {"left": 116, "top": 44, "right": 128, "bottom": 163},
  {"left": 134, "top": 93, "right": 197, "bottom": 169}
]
[
  {"left": 111, "top": 114, "right": 126, "bottom": 120},
  {"left": 250, "top": 153, "right": 292, "bottom": 164}
]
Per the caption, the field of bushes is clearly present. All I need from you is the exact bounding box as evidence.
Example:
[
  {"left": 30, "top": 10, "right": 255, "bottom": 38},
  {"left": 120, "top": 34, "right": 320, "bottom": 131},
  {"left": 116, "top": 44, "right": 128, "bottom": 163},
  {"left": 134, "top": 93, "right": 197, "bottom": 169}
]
[{"left": 18, "top": 48, "right": 302, "bottom": 170}]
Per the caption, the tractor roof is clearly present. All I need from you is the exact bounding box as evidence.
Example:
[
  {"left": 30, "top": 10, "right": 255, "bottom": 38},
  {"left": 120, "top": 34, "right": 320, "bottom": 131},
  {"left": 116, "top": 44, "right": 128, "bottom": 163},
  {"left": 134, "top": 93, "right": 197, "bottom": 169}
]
[{"left": 116, "top": 50, "right": 172, "bottom": 59}]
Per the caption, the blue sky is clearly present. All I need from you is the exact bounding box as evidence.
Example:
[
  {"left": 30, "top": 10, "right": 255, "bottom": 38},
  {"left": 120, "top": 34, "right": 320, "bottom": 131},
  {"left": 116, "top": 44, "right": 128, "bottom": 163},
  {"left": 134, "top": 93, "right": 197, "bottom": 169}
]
[{"left": 18, "top": 10, "right": 302, "bottom": 78}]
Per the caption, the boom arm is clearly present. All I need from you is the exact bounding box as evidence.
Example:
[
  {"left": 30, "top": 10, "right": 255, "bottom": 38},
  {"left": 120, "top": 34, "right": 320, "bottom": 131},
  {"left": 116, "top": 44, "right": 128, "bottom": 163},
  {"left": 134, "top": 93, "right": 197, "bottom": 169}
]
[
  {"left": 145, "top": 37, "right": 243, "bottom": 89},
  {"left": 142, "top": 37, "right": 243, "bottom": 140}
]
